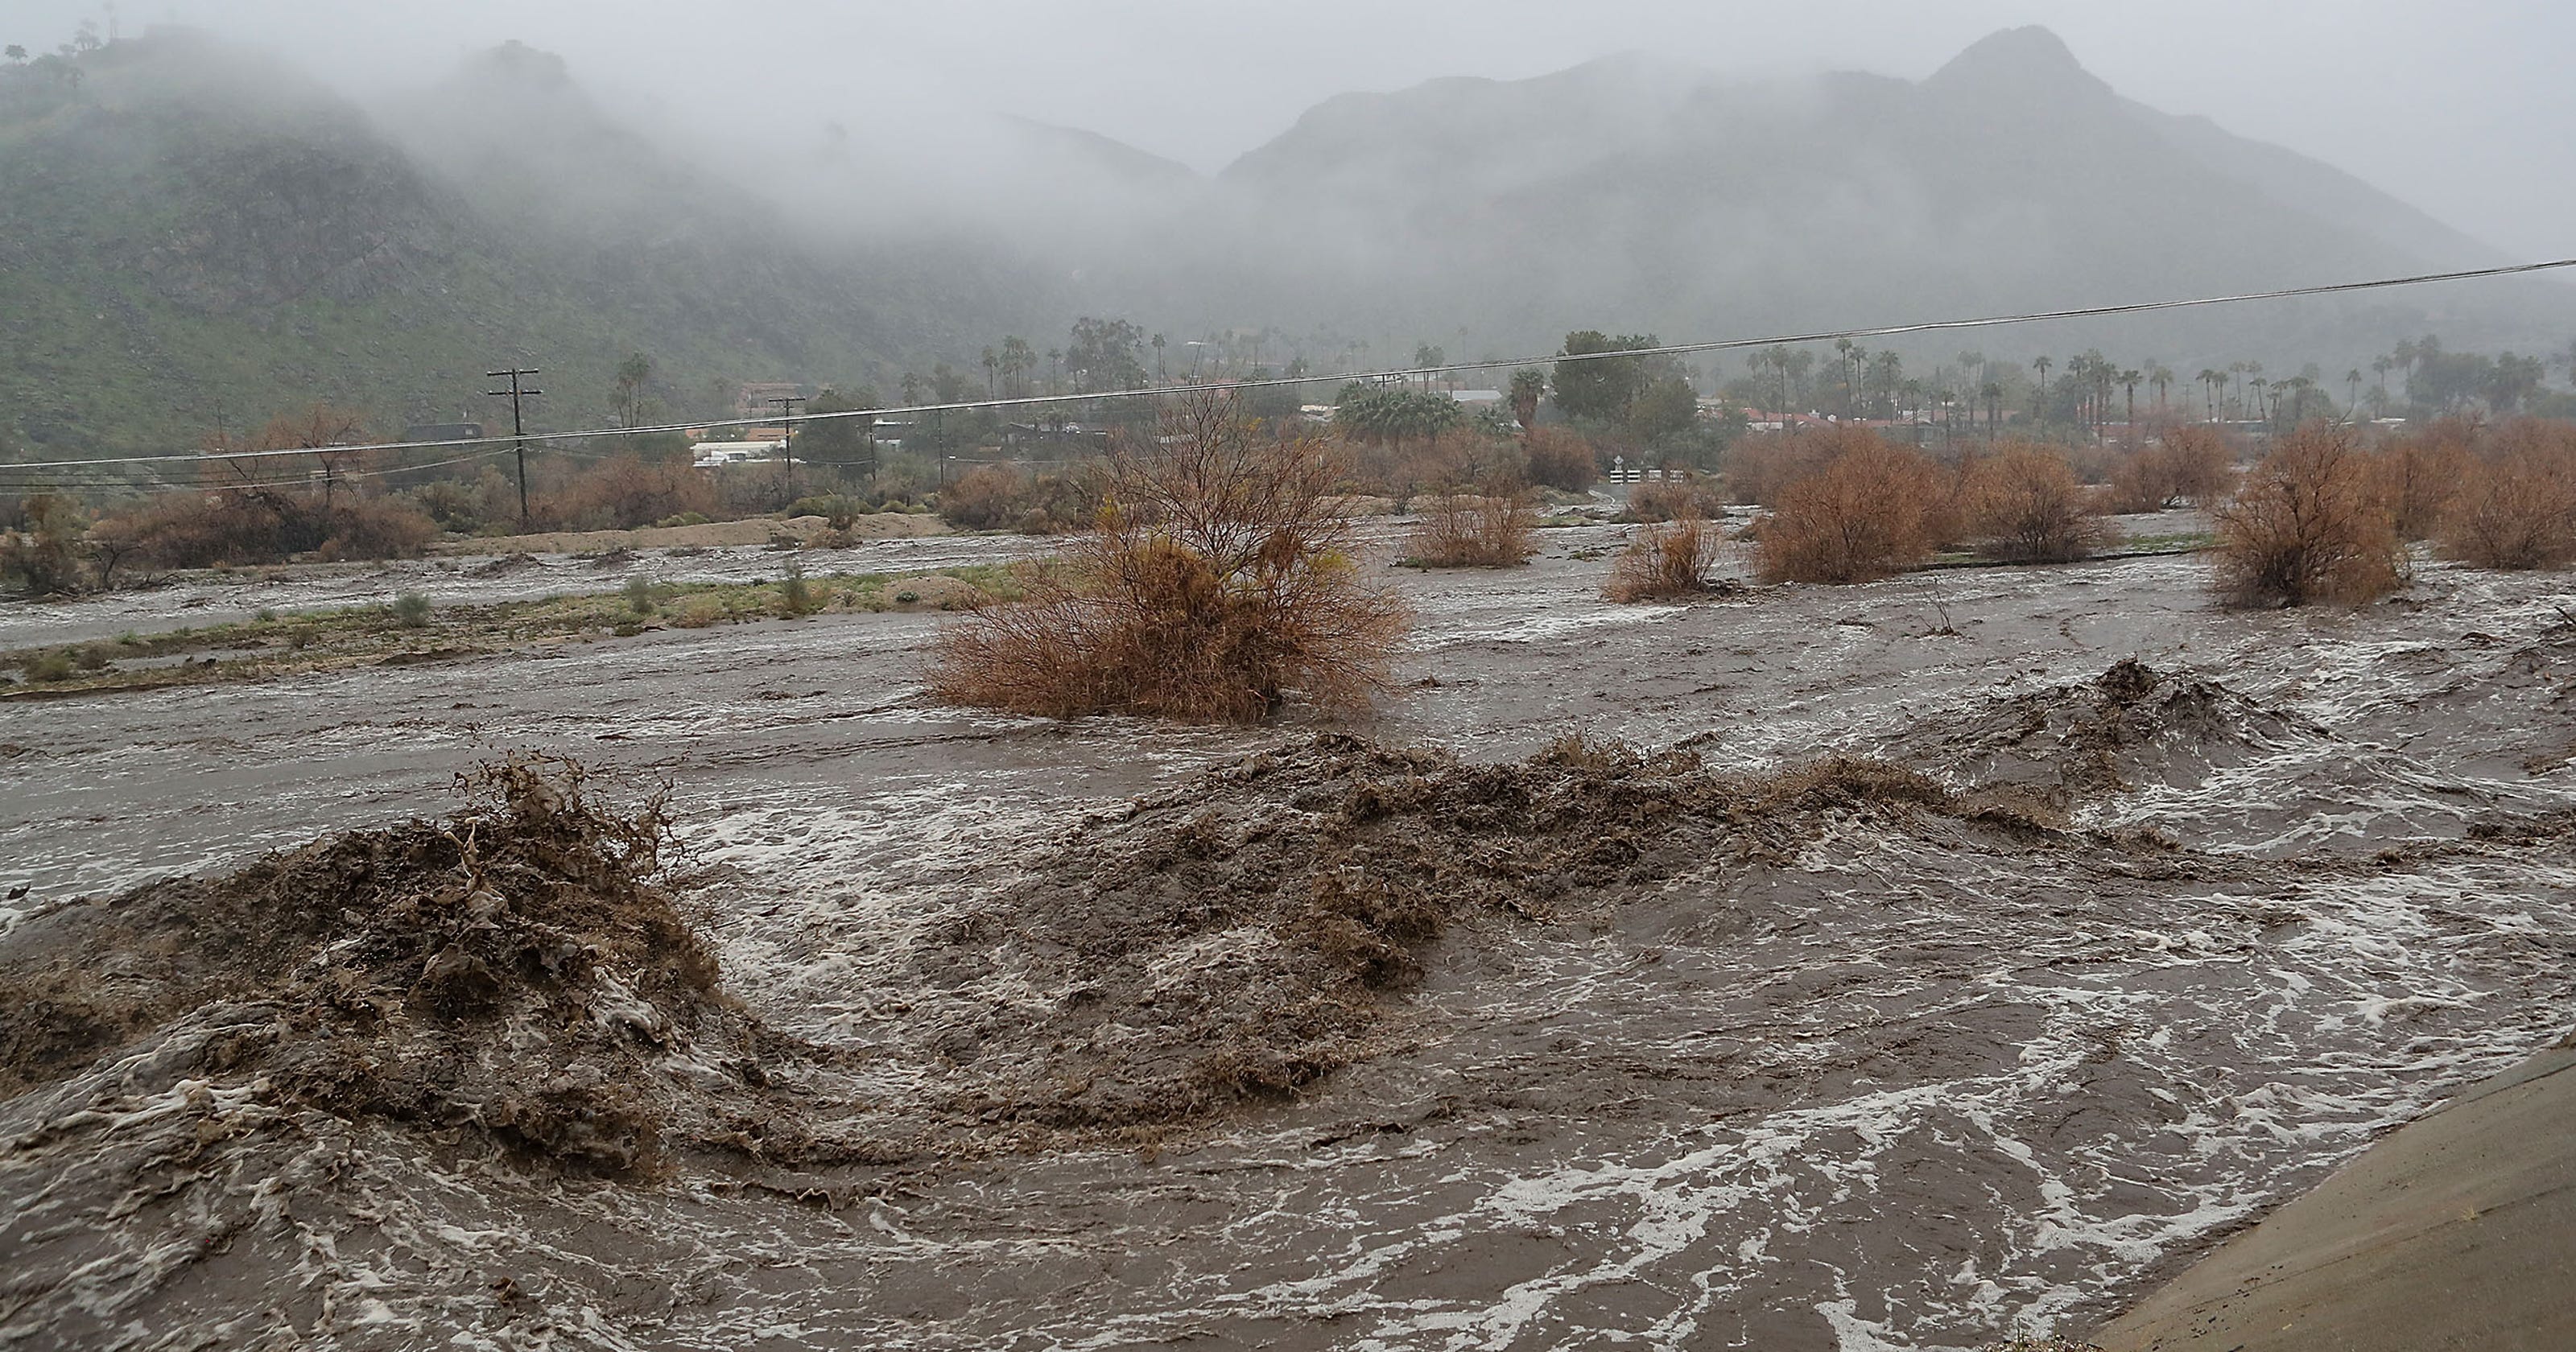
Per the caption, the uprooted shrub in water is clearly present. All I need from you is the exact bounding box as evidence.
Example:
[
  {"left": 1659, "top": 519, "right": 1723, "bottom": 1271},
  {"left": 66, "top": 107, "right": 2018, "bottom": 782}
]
[
  {"left": 1406, "top": 480, "right": 1538, "bottom": 567},
  {"left": 2436, "top": 420, "right": 2576, "bottom": 570},
  {"left": 1756, "top": 433, "right": 1949, "bottom": 583},
  {"left": 2211, "top": 423, "right": 2405, "bottom": 608},
  {"left": 0, "top": 756, "right": 741, "bottom": 1177},
  {"left": 928, "top": 392, "right": 1411, "bottom": 721},
  {"left": 1604, "top": 516, "right": 1726, "bottom": 602},
  {"left": 1961, "top": 442, "right": 2116, "bottom": 563}
]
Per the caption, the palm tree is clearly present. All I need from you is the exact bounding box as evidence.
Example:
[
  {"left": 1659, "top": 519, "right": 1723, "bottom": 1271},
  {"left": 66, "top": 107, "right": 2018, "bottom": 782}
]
[
  {"left": 1152, "top": 332, "right": 1166, "bottom": 385},
  {"left": 2120, "top": 369, "right": 2142, "bottom": 437},
  {"left": 1046, "top": 348, "right": 1061, "bottom": 395},
  {"left": 2345, "top": 369, "right": 2364, "bottom": 422},
  {"left": 981, "top": 346, "right": 998, "bottom": 398},
  {"left": 2033, "top": 356, "right": 2054, "bottom": 418},
  {"left": 1982, "top": 381, "right": 2003, "bottom": 438},
  {"left": 2148, "top": 363, "right": 2174, "bottom": 412},
  {"left": 1835, "top": 337, "right": 1856, "bottom": 413}
]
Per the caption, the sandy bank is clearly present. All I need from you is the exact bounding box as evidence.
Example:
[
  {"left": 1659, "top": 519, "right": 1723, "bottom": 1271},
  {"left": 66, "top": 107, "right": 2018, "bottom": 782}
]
[{"left": 431, "top": 511, "right": 949, "bottom": 556}]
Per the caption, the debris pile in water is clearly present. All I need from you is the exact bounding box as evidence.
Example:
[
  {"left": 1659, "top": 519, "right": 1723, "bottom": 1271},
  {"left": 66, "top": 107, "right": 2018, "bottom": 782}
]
[{"left": 0, "top": 756, "right": 772, "bottom": 1177}]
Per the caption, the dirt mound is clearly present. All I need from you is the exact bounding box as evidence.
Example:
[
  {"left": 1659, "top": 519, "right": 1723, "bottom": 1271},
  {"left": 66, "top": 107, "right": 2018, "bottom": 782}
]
[
  {"left": 0, "top": 758, "right": 778, "bottom": 1177},
  {"left": 1899, "top": 657, "right": 2329, "bottom": 805},
  {"left": 899, "top": 733, "right": 2067, "bottom": 1140}
]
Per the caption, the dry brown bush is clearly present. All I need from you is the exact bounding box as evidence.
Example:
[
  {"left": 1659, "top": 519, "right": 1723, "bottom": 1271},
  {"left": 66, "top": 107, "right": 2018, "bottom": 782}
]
[
  {"left": 939, "top": 464, "right": 1026, "bottom": 529},
  {"left": 2211, "top": 424, "right": 2404, "bottom": 607},
  {"left": 102, "top": 488, "right": 438, "bottom": 568},
  {"left": 1622, "top": 472, "right": 1729, "bottom": 522},
  {"left": 2163, "top": 425, "right": 2240, "bottom": 505},
  {"left": 545, "top": 454, "right": 718, "bottom": 531},
  {"left": 1406, "top": 480, "right": 1537, "bottom": 567},
  {"left": 929, "top": 394, "right": 1410, "bottom": 721},
  {"left": 1522, "top": 427, "right": 1599, "bottom": 493},
  {"left": 1604, "top": 517, "right": 1725, "bottom": 602},
  {"left": 1720, "top": 432, "right": 1834, "bottom": 506},
  {"left": 2375, "top": 422, "right": 2471, "bottom": 541},
  {"left": 2106, "top": 426, "right": 2237, "bottom": 513},
  {"left": 2437, "top": 420, "right": 2576, "bottom": 569},
  {"left": 1754, "top": 435, "right": 1946, "bottom": 583},
  {"left": 1962, "top": 443, "right": 2115, "bottom": 563}
]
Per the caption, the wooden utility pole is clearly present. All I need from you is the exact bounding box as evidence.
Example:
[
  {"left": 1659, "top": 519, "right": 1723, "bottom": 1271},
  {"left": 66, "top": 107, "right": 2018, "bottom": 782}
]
[
  {"left": 486, "top": 366, "right": 542, "bottom": 523},
  {"left": 768, "top": 394, "right": 806, "bottom": 497}
]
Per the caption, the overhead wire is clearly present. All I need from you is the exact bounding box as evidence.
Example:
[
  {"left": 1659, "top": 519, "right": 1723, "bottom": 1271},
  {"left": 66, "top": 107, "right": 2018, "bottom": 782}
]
[{"left": 4, "top": 254, "right": 2572, "bottom": 477}]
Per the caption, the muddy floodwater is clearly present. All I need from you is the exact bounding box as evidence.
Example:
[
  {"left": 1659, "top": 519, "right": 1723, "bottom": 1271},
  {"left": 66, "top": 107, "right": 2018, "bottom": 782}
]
[{"left": 4, "top": 520, "right": 2573, "bottom": 1350}]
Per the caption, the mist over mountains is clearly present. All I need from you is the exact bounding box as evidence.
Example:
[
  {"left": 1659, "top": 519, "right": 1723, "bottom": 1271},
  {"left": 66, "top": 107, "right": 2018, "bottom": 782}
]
[{"left": 0, "top": 23, "right": 2562, "bottom": 456}]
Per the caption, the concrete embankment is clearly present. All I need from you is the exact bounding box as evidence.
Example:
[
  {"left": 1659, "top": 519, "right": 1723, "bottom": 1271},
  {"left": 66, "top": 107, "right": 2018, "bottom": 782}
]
[{"left": 2095, "top": 1043, "right": 2576, "bottom": 1351}]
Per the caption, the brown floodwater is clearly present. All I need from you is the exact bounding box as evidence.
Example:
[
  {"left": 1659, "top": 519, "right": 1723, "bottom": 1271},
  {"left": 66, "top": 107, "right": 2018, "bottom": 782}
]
[{"left": 2, "top": 516, "right": 2572, "bottom": 1350}]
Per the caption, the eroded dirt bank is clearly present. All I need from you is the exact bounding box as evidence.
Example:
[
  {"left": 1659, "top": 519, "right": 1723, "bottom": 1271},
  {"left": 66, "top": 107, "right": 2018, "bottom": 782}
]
[{"left": 2, "top": 529, "right": 2573, "bottom": 1350}]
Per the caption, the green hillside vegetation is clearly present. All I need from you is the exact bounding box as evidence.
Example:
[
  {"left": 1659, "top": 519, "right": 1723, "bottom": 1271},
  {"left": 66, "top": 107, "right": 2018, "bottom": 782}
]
[{"left": 0, "top": 30, "right": 1057, "bottom": 462}]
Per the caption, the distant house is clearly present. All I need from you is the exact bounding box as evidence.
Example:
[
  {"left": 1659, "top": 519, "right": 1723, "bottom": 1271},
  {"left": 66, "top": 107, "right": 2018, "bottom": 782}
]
[
  {"left": 403, "top": 422, "right": 486, "bottom": 443},
  {"left": 1447, "top": 390, "right": 1505, "bottom": 408},
  {"left": 692, "top": 440, "right": 784, "bottom": 468}
]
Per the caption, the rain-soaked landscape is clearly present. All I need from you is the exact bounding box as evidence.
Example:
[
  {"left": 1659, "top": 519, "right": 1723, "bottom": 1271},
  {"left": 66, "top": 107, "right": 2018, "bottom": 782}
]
[{"left": 6, "top": 518, "right": 2571, "bottom": 1350}]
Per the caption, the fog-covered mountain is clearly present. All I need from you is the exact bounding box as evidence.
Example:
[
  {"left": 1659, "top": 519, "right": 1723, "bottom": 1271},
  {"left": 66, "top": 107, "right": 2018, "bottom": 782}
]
[{"left": 2, "top": 24, "right": 2563, "bottom": 458}]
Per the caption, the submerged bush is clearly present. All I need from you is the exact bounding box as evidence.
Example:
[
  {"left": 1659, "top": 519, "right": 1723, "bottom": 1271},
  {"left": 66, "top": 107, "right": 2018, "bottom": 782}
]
[
  {"left": 2435, "top": 421, "right": 2576, "bottom": 570},
  {"left": 1755, "top": 435, "right": 1947, "bottom": 583},
  {"left": 1604, "top": 517, "right": 1724, "bottom": 602},
  {"left": 929, "top": 394, "right": 1410, "bottom": 721},
  {"left": 1622, "top": 472, "right": 1729, "bottom": 523},
  {"left": 2211, "top": 425, "right": 2404, "bottom": 608},
  {"left": 1961, "top": 443, "right": 2114, "bottom": 563},
  {"left": 1406, "top": 482, "right": 1537, "bottom": 567}
]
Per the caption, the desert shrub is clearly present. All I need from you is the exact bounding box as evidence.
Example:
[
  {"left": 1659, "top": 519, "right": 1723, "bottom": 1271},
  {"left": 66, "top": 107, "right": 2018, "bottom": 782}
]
[
  {"left": 1522, "top": 427, "right": 1599, "bottom": 493},
  {"left": 2437, "top": 421, "right": 2576, "bottom": 569},
  {"left": 939, "top": 464, "right": 1026, "bottom": 530},
  {"left": 623, "top": 576, "right": 657, "bottom": 615},
  {"left": 316, "top": 499, "right": 440, "bottom": 561},
  {"left": 785, "top": 493, "right": 866, "bottom": 528},
  {"left": 1755, "top": 435, "right": 1946, "bottom": 583},
  {"left": 1406, "top": 481, "right": 1537, "bottom": 567},
  {"left": 547, "top": 455, "right": 718, "bottom": 532},
  {"left": 0, "top": 493, "right": 86, "bottom": 595},
  {"left": 1622, "top": 471, "right": 1728, "bottom": 522},
  {"left": 2106, "top": 427, "right": 2234, "bottom": 513},
  {"left": 1962, "top": 443, "right": 2115, "bottom": 563},
  {"left": 1604, "top": 517, "right": 1724, "bottom": 602},
  {"left": 2375, "top": 424, "right": 2471, "bottom": 542},
  {"left": 392, "top": 592, "right": 432, "bottom": 628},
  {"left": 23, "top": 649, "right": 76, "bottom": 682},
  {"left": 779, "top": 562, "right": 815, "bottom": 616},
  {"left": 101, "top": 488, "right": 437, "bottom": 568},
  {"left": 1014, "top": 470, "right": 1104, "bottom": 534},
  {"left": 1720, "top": 432, "right": 1834, "bottom": 507},
  {"left": 929, "top": 393, "right": 1410, "bottom": 721},
  {"left": 2162, "top": 425, "right": 2238, "bottom": 505},
  {"left": 2211, "top": 424, "right": 2404, "bottom": 607}
]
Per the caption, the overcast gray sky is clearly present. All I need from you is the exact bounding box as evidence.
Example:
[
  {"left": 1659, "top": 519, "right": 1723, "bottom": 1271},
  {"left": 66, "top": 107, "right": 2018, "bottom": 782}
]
[{"left": 23, "top": 0, "right": 2576, "bottom": 257}]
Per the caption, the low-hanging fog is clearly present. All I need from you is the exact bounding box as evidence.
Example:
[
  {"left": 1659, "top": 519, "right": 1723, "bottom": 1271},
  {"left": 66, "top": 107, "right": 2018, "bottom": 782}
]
[{"left": 25, "top": 0, "right": 2576, "bottom": 258}]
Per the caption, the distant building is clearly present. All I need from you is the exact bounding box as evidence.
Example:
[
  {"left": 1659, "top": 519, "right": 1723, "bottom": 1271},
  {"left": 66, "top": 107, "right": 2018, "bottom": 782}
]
[
  {"left": 692, "top": 440, "right": 784, "bottom": 468},
  {"left": 1447, "top": 390, "right": 1505, "bottom": 408},
  {"left": 403, "top": 422, "right": 486, "bottom": 443}
]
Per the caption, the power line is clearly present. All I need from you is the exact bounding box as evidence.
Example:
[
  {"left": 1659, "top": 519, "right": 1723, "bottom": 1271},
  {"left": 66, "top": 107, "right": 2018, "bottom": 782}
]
[
  {"left": 487, "top": 367, "right": 542, "bottom": 525},
  {"left": 6, "top": 255, "right": 2574, "bottom": 474}
]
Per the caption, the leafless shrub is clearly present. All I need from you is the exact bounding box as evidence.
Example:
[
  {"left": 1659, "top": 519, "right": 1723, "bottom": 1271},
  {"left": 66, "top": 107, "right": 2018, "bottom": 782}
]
[
  {"left": 1962, "top": 442, "right": 2115, "bottom": 563},
  {"left": 1604, "top": 517, "right": 1724, "bottom": 602},
  {"left": 2437, "top": 419, "right": 2576, "bottom": 569},
  {"left": 2375, "top": 422, "right": 2471, "bottom": 542},
  {"left": 2107, "top": 426, "right": 2237, "bottom": 513},
  {"left": 1522, "top": 427, "right": 1599, "bottom": 493},
  {"left": 1622, "top": 471, "right": 1729, "bottom": 523},
  {"left": 1406, "top": 480, "right": 1538, "bottom": 567},
  {"left": 929, "top": 394, "right": 1410, "bottom": 721},
  {"left": 1720, "top": 431, "right": 1835, "bottom": 506},
  {"left": 545, "top": 454, "right": 718, "bottom": 531},
  {"left": 1754, "top": 435, "right": 1946, "bottom": 583},
  {"left": 2211, "top": 424, "right": 2404, "bottom": 607},
  {"left": 101, "top": 488, "right": 438, "bottom": 568},
  {"left": 939, "top": 464, "right": 1026, "bottom": 530}
]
